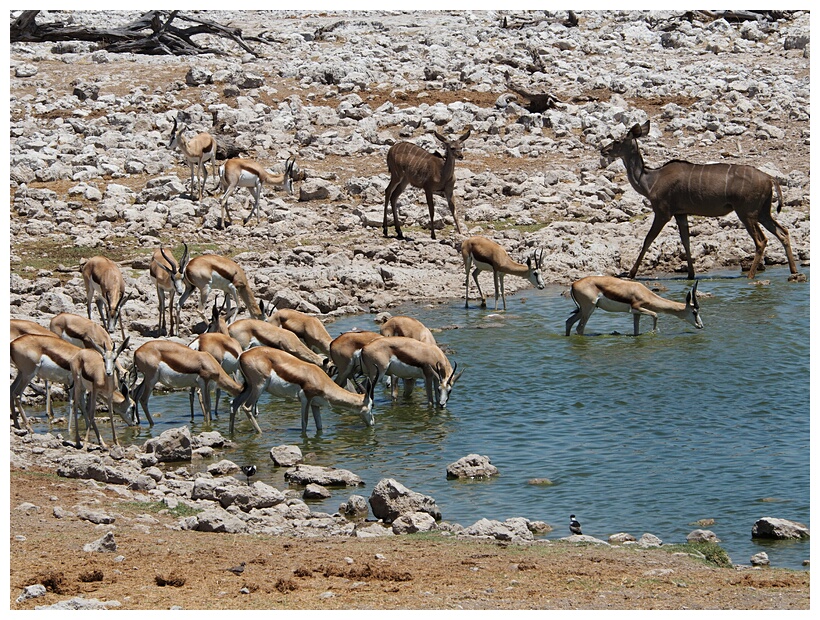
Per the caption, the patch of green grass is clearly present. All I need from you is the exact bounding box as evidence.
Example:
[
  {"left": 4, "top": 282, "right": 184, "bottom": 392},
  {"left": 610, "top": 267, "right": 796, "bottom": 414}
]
[{"left": 663, "top": 542, "right": 733, "bottom": 568}]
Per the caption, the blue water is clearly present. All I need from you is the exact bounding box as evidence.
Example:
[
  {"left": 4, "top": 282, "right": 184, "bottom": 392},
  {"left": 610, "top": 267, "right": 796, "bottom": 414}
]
[{"left": 30, "top": 267, "right": 810, "bottom": 569}]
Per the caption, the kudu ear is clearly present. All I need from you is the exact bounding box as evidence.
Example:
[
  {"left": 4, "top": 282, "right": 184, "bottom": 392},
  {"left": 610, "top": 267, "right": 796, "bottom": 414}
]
[
  {"left": 459, "top": 127, "right": 472, "bottom": 142},
  {"left": 432, "top": 130, "right": 447, "bottom": 144},
  {"left": 631, "top": 120, "right": 650, "bottom": 139}
]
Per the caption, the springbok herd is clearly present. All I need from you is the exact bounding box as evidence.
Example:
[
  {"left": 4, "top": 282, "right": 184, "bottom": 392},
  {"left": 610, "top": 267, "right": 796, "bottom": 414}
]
[{"left": 10, "top": 117, "right": 803, "bottom": 447}]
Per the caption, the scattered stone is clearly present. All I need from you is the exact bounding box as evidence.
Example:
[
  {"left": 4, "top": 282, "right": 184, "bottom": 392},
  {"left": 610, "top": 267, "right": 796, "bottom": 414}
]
[
  {"left": 16, "top": 584, "right": 47, "bottom": 602},
  {"left": 686, "top": 529, "right": 720, "bottom": 544},
  {"left": 339, "top": 495, "right": 369, "bottom": 521},
  {"left": 270, "top": 445, "right": 303, "bottom": 467},
  {"left": 143, "top": 426, "right": 193, "bottom": 463},
  {"left": 638, "top": 533, "right": 663, "bottom": 547},
  {"left": 609, "top": 532, "right": 637, "bottom": 544},
  {"left": 751, "top": 517, "right": 810, "bottom": 540},
  {"left": 392, "top": 511, "right": 437, "bottom": 534},
  {"left": 369, "top": 478, "right": 441, "bottom": 523},
  {"left": 76, "top": 508, "right": 115, "bottom": 525},
  {"left": 750, "top": 552, "right": 770, "bottom": 566},
  {"left": 304, "top": 483, "right": 331, "bottom": 499},
  {"left": 208, "top": 459, "right": 240, "bottom": 476},
  {"left": 83, "top": 531, "right": 117, "bottom": 553},
  {"left": 284, "top": 464, "right": 363, "bottom": 487},
  {"left": 446, "top": 454, "right": 499, "bottom": 479},
  {"left": 35, "top": 597, "right": 122, "bottom": 610}
]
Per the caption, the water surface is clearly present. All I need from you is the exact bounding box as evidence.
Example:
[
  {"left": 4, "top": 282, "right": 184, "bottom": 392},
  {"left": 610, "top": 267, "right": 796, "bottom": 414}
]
[{"left": 29, "top": 267, "right": 810, "bottom": 569}]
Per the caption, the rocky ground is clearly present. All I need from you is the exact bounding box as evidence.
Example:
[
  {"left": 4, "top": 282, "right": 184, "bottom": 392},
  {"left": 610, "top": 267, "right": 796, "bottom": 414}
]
[{"left": 7, "top": 9, "right": 811, "bottom": 610}]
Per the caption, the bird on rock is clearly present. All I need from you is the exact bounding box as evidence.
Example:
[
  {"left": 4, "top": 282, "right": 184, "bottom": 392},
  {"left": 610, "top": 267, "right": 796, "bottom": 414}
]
[
  {"left": 241, "top": 465, "right": 257, "bottom": 486},
  {"left": 569, "top": 514, "right": 582, "bottom": 535}
]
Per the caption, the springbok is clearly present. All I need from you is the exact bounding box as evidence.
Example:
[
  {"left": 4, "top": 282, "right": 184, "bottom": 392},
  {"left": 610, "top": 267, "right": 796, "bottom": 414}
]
[
  {"left": 131, "top": 339, "right": 244, "bottom": 426},
  {"left": 230, "top": 346, "right": 375, "bottom": 434},
  {"left": 360, "top": 336, "right": 463, "bottom": 408},
  {"left": 218, "top": 156, "right": 298, "bottom": 227},
  {"left": 178, "top": 254, "right": 263, "bottom": 323},
  {"left": 228, "top": 318, "right": 331, "bottom": 371},
  {"left": 10, "top": 334, "right": 82, "bottom": 432},
  {"left": 149, "top": 243, "right": 189, "bottom": 336},
  {"left": 601, "top": 120, "right": 799, "bottom": 280},
  {"left": 565, "top": 275, "right": 703, "bottom": 336},
  {"left": 49, "top": 312, "right": 126, "bottom": 377},
  {"left": 328, "top": 330, "right": 384, "bottom": 389},
  {"left": 187, "top": 298, "right": 244, "bottom": 418},
  {"left": 378, "top": 315, "right": 437, "bottom": 346},
  {"left": 168, "top": 117, "right": 217, "bottom": 201},
  {"left": 10, "top": 322, "right": 61, "bottom": 422},
  {"left": 383, "top": 128, "right": 471, "bottom": 240},
  {"left": 81, "top": 255, "right": 130, "bottom": 340},
  {"left": 69, "top": 339, "right": 135, "bottom": 448},
  {"left": 265, "top": 306, "right": 333, "bottom": 357},
  {"left": 461, "top": 236, "right": 546, "bottom": 310}
]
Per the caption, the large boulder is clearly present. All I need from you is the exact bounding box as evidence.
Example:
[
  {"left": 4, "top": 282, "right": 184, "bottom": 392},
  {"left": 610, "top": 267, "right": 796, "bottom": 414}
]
[
  {"left": 143, "top": 426, "right": 192, "bottom": 462},
  {"left": 751, "top": 517, "right": 810, "bottom": 540},
  {"left": 368, "top": 478, "right": 441, "bottom": 523}
]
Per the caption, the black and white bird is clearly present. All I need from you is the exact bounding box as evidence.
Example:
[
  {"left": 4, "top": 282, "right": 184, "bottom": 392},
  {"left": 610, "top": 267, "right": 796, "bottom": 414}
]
[
  {"left": 569, "top": 514, "right": 583, "bottom": 535},
  {"left": 241, "top": 465, "right": 257, "bottom": 485}
]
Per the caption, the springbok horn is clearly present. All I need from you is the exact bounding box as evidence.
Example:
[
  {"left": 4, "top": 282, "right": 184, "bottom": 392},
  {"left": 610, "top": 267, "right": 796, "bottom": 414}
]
[{"left": 159, "top": 246, "right": 177, "bottom": 274}]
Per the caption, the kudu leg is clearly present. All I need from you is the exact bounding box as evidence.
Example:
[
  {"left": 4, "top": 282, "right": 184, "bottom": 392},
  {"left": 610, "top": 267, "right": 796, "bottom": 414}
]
[
  {"left": 739, "top": 217, "right": 768, "bottom": 278},
  {"left": 424, "top": 188, "right": 437, "bottom": 240},
  {"left": 759, "top": 211, "right": 798, "bottom": 275},
  {"left": 629, "top": 213, "right": 672, "bottom": 279},
  {"left": 674, "top": 214, "right": 696, "bottom": 280}
]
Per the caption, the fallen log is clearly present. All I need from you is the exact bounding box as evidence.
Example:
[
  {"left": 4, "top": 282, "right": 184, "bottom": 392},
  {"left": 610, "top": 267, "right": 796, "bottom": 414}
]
[{"left": 10, "top": 10, "right": 257, "bottom": 57}]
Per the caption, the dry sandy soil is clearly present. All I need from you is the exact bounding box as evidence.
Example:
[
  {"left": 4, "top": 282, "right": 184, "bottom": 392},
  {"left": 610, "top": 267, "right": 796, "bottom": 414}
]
[{"left": 8, "top": 465, "right": 809, "bottom": 610}]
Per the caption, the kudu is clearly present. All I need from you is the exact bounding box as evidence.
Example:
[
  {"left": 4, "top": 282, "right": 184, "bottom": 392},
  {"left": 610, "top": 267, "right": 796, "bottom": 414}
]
[
  {"left": 601, "top": 121, "right": 799, "bottom": 280},
  {"left": 383, "top": 128, "right": 471, "bottom": 240}
]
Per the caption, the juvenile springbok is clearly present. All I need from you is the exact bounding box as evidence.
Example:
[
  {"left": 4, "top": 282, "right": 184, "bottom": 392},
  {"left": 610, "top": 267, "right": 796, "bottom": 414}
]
[
  {"left": 168, "top": 117, "right": 217, "bottom": 201},
  {"left": 601, "top": 120, "right": 799, "bottom": 280},
  {"left": 383, "top": 128, "right": 471, "bottom": 239},
  {"left": 218, "top": 156, "right": 297, "bottom": 227},
  {"left": 565, "top": 275, "right": 703, "bottom": 336},
  {"left": 149, "top": 243, "right": 189, "bottom": 336},
  {"left": 132, "top": 339, "right": 244, "bottom": 426},
  {"left": 461, "top": 236, "right": 545, "bottom": 310},
  {"left": 10, "top": 334, "right": 82, "bottom": 432},
  {"left": 265, "top": 307, "right": 333, "bottom": 357},
  {"left": 378, "top": 315, "right": 437, "bottom": 346},
  {"left": 178, "top": 254, "right": 263, "bottom": 323},
  {"left": 360, "top": 336, "right": 463, "bottom": 408},
  {"left": 328, "top": 330, "right": 383, "bottom": 389},
  {"left": 69, "top": 340, "right": 135, "bottom": 448},
  {"left": 228, "top": 318, "right": 331, "bottom": 371},
  {"left": 230, "top": 346, "right": 375, "bottom": 434},
  {"left": 81, "top": 255, "right": 130, "bottom": 340}
]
